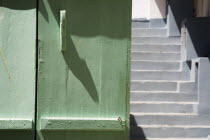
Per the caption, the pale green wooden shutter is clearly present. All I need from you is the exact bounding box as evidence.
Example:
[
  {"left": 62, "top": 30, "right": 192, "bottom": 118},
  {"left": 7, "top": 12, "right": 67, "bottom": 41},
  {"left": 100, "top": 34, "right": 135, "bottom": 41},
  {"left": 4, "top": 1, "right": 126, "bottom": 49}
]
[
  {"left": 37, "top": 0, "right": 131, "bottom": 140},
  {"left": 0, "top": 0, "right": 36, "bottom": 139}
]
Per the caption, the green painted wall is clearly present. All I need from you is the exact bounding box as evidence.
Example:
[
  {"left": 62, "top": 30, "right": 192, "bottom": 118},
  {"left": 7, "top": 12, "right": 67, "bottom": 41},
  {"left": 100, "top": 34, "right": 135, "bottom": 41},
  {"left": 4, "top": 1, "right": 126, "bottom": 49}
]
[
  {"left": 0, "top": 0, "right": 36, "bottom": 139},
  {"left": 37, "top": 0, "right": 131, "bottom": 140}
]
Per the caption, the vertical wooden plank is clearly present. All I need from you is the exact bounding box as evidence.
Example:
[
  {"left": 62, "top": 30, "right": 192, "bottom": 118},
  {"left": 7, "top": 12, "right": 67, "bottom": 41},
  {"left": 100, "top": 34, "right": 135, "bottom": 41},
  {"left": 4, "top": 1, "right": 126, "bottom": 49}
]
[
  {"left": 202, "top": 0, "right": 209, "bottom": 16},
  {"left": 0, "top": 0, "right": 36, "bottom": 139},
  {"left": 37, "top": 0, "right": 131, "bottom": 140},
  {"left": 197, "top": 0, "right": 203, "bottom": 17},
  {"left": 209, "top": 0, "right": 210, "bottom": 16}
]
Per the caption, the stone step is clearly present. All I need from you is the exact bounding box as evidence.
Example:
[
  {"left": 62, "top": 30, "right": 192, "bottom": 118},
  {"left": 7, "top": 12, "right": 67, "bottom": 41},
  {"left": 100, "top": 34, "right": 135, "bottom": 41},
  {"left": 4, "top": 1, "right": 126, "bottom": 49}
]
[
  {"left": 131, "top": 71, "right": 190, "bottom": 81},
  {"left": 179, "top": 82, "right": 197, "bottom": 93},
  {"left": 130, "top": 92, "right": 198, "bottom": 102},
  {"left": 132, "top": 20, "right": 166, "bottom": 29},
  {"left": 132, "top": 52, "right": 181, "bottom": 61},
  {"left": 131, "top": 61, "right": 181, "bottom": 71},
  {"left": 130, "top": 125, "right": 210, "bottom": 138},
  {"left": 131, "top": 81, "right": 177, "bottom": 92},
  {"left": 132, "top": 37, "right": 181, "bottom": 45},
  {"left": 131, "top": 61, "right": 190, "bottom": 71},
  {"left": 132, "top": 28, "right": 167, "bottom": 37},
  {"left": 132, "top": 44, "right": 181, "bottom": 53},
  {"left": 130, "top": 102, "right": 196, "bottom": 114},
  {"left": 132, "top": 21, "right": 150, "bottom": 28},
  {"left": 181, "top": 62, "right": 191, "bottom": 71},
  {"left": 130, "top": 115, "right": 210, "bottom": 126}
]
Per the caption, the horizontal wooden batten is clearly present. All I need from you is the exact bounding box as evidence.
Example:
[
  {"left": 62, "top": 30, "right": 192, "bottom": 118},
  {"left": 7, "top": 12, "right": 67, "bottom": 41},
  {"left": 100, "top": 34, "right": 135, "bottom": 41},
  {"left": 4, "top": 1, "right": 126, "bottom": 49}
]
[
  {"left": 41, "top": 118, "right": 126, "bottom": 131},
  {"left": 0, "top": 119, "right": 33, "bottom": 130}
]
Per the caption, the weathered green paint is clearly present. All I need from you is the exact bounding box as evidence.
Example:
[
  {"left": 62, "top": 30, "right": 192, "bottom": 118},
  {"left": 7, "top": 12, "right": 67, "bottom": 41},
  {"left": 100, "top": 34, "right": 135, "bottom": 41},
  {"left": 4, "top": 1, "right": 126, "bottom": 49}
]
[
  {"left": 38, "top": 0, "right": 131, "bottom": 139},
  {"left": 0, "top": 0, "right": 36, "bottom": 139},
  {"left": 41, "top": 118, "right": 126, "bottom": 131},
  {"left": 0, "top": 119, "right": 33, "bottom": 130}
]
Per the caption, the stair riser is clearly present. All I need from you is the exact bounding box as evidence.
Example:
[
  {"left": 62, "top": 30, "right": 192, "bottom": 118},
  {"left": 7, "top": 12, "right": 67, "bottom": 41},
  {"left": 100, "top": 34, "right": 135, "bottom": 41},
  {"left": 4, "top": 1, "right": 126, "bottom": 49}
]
[
  {"left": 130, "top": 116, "right": 210, "bottom": 126},
  {"left": 131, "top": 61, "right": 191, "bottom": 71},
  {"left": 132, "top": 44, "right": 181, "bottom": 52},
  {"left": 132, "top": 52, "right": 181, "bottom": 61},
  {"left": 179, "top": 82, "right": 198, "bottom": 93},
  {"left": 132, "top": 22, "right": 150, "bottom": 28},
  {"left": 130, "top": 127, "right": 210, "bottom": 138},
  {"left": 131, "top": 61, "right": 181, "bottom": 71},
  {"left": 132, "top": 37, "right": 181, "bottom": 45},
  {"left": 132, "top": 21, "right": 166, "bottom": 29},
  {"left": 131, "top": 82, "right": 177, "bottom": 92},
  {"left": 131, "top": 71, "right": 190, "bottom": 81},
  {"left": 130, "top": 93, "right": 198, "bottom": 102},
  {"left": 132, "top": 29, "right": 167, "bottom": 37},
  {"left": 130, "top": 104, "right": 195, "bottom": 114}
]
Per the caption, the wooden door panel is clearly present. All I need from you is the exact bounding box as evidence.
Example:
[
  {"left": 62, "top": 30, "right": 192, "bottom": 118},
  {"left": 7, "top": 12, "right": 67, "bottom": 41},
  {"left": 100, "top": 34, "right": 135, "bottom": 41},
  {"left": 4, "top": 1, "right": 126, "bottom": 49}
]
[
  {"left": 0, "top": 0, "right": 36, "bottom": 139},
  {"left": 37, "top": 0, "right": 131, "bottom": 140}
]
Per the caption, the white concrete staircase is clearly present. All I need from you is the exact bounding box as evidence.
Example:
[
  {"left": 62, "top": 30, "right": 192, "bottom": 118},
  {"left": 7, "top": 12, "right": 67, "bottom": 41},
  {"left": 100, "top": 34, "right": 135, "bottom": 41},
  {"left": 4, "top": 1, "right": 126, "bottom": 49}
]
[{"left": 130, "top": 26, "right": 210, "bottom": 139}]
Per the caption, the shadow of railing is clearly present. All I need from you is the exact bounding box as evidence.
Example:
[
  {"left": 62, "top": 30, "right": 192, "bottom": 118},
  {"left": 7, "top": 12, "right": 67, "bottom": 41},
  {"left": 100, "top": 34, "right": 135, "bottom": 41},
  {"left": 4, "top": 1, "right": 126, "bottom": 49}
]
[
  {"left": 182, "top": 17, "right": 210, "bottom": 61},
  {"left": 62, "top": 36, "right": 99, "bottom": 103},
  {"left": 168, "top": 0, "right": 194, "bottom": 36}
]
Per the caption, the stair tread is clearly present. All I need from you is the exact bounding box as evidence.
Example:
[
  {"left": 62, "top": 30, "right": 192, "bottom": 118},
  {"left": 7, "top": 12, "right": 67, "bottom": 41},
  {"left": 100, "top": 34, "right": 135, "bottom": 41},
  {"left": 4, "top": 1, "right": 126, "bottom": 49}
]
[
  {"left": 131, "top": 126, "right": 210, "bottom": 138},
  {"left": 132, "top": 43, "right": 181, "bottom": 45},
  {"left": 132, "top": 28, "right": 167, "bottom": 37},
  {"left": 132, "top": 60, "right": 182, "bottom": 62},
  {"left": 131, "top": 71, "right": 191, "bottom": 81},
  {"left": 130, "top": 91, "right": 180, "bottom": 93},
  {"left": 132, "top": 36, "right": 180, "bottom": 38},
  {"left": 131, "top": 103, "right": 195, "bottom": 114},
  {"left": 130, "top": 113, "right": 196, "bottom": 116},
  {"left": 130, "top": 102, "right": 198, "bottom": 104},
  {"left": 132, "top": 51, "right": 181, "bottom": 53},
  {"left": 132, "top": 28, "right": 167, "bottom": 30},
  {"left": 131, "top": 70, "right": 183, "bottom": 72},
  {"left": 130, "top": 115, "right": 210, "bottom": 126},
  {"left": 131, "top": 81, "right": 178, "bottom": 92},
  {"left": 131, "top": 80, "right": 193, "bottom": 82},
  {"left": 132, "top": 51, "right": 181, "bottom": 61},
  {"left": 133, "top": 125, "right": 210, "bottom": 128},
  {"left": 131, "top": 60, "right": 181, "bottom": 62},
  {"left": 130, "top": 92, "right": 198, "bottom": 102}
]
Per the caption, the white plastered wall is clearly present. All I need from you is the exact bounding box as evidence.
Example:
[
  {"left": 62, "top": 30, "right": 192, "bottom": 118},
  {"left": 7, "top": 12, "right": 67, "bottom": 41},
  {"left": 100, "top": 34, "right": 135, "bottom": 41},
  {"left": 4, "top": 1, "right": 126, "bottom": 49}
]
[
  {"left": 132, "top": 0, "right": 150, "bottom": 19},
  {"left": 132, "top": 0, "right": 166, "bottom": 19}
]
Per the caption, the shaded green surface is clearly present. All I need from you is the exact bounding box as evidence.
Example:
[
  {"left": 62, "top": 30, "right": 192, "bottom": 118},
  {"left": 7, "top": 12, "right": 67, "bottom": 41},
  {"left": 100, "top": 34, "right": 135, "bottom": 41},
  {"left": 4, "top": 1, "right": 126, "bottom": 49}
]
[
  {"left": 0, "top": 0, "right": 36, "bottom": 139},
  {"left": 41, "top": 118, "right": 126, "bottom": 131},
  {"left": 0, "top": 131, "right": 34, "bottom": 140},
  {"left": 38, "top": 0, "right": 131, "bottom": 139}
]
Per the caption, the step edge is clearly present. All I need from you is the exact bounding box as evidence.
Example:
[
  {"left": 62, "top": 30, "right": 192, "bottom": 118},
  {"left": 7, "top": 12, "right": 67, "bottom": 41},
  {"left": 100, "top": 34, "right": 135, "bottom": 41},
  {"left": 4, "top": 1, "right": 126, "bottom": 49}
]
[
  {"left": 130, "top": 113, "right": 197, "bottom": 116},
  {"left": 131, "top": 60, "right": 182, "bottom": 63},
  {"left": 132, "top": 51, "right": 181, "bottom": 54},
  {"left": 130, "top": 102, "right": 198, "bottom": 105},
  {"left": 132, "top": 43, "right": 181, "bottom": 46},
  {"left": 134, "top": 125, "right": 210, "bottom": 128}
]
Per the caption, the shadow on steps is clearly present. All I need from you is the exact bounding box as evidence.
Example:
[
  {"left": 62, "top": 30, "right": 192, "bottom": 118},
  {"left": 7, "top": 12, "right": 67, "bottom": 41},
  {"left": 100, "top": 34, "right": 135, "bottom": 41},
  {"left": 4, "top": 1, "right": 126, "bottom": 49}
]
[{"left": 130, "top": 114, "right": 148, "bottom": 140}]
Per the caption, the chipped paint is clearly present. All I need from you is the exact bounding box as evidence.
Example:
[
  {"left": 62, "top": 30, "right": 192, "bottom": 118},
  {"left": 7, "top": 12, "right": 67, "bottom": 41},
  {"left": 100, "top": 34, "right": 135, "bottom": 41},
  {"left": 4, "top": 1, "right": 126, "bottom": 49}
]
[{"left": 0, "top": 47, "right": 11, "bottom": 79}]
